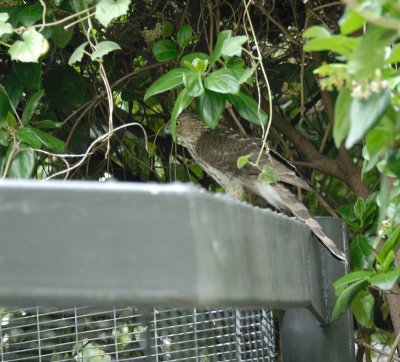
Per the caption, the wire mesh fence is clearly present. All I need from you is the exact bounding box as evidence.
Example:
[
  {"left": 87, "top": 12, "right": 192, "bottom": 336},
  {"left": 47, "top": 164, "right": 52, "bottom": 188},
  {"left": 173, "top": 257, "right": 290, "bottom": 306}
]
[{"left": 0, "top": 306, "right": 276, "bottom": 361}]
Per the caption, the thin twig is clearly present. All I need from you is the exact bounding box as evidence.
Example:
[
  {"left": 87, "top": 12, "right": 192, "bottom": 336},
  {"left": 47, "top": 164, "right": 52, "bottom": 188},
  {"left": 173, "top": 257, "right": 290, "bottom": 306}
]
[{"left": 388, "top": 332, "right": 400, "bottom": 362}]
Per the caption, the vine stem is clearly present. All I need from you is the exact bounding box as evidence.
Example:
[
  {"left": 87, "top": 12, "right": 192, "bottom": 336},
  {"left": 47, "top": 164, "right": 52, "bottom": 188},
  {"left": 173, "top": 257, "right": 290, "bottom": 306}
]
[{"left": 242, "top": 0, "right": 273, "bottom": 167}]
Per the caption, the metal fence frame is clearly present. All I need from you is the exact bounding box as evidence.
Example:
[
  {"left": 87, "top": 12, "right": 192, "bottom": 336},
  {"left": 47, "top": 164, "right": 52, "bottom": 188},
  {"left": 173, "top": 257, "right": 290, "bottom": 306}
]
[{"left": 0, "top": 180, "right": 354, "bottom": 361}]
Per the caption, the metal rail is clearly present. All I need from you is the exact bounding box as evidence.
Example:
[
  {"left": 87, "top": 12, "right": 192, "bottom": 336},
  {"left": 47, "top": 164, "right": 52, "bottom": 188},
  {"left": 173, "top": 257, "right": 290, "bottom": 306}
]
[{"left": 0, "top": 180, "right": 354, "bottom": 361}]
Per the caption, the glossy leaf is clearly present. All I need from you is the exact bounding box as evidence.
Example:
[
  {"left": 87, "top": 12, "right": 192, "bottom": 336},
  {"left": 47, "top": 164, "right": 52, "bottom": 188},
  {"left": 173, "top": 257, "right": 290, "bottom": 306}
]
[
  {"left": 195, "top": 90, "right": 225, "bottom": 128},
  {"left": 204, "top": 69, "right": 239, "bottom": 94},
  {"left": 95, "top": 0, "right": 130, "bottom": 27},
  {"left": 17, "top": 127, "right": 65, "bottom": 153},
  {"left": 221, "top": 35, "right": 247, "bottom": 57},
  {"left": 152, "top": 39, "right": 178, "bottom": 62},
  {"left": 16, "top": 127, "right": 42, "bottom": 149},
  {"left": 21, "top": 90, "right": 44, "bottom": 125},
  {"left": 348, "top": 26, "right": 397, "bottom": 80},
  {"left": 351, "top": 290, "right": 374, "bottom": 328},
  {"left": 303, "top": 25, "right": 331, "bottom": 39},
  {"left": 33, "top": 120, "right": 63, "bottom": 129},
  {"left": 339, "top": 8, "right": 365, "bottom": 35},
  {"left": 176, "top": 24, "right": 193, "bottom": 49},
  {"left": 7, "top": 145, "right": 35, "bottom": 179},
  {"left": 144, "top": 68, "right": 190, "bottom": 100},
  {"left": 346, "top": 89, "right": 391, "bottom": 148},
  {"left": 332, "top": 278, "right": 369, "bottom": 321},
  {"left": 180, "top": 52, "right": 209, "bottom": 66},
  {"left": 333, "top": 87, "right": 351, "bottom": 147},
  {"left": 9, "top": 28, "right": 49, "bottom": 63},
  {"left": 227, "top": 92, "right": 268, "bottom": 125},
  {"left": 209, "top": 30, "right": 231, "bottom": 66},
  {"left": 333, "top": 270, "right": 375, "bottom": 295},
  {"left": 183, "top": 71, "right": 204, "bottom": 97},
  {"left": 369, "top": 269, "right": 400, "bottom": 290},
  {"left": 379, "top": 226, "right": 400, "bottom": 263},
  {"left": 170, "top": 89, "right": 193, "bottom": 141},
  {"left": 350, "top": 235, "right": 375, "bottom": 270},
  {"left": 304, "top": 35, "right": 359, "bottom": 58},
  {"left": 91, "top": 41, "right": 121, "bottom": 60},
  {"left": 68, "top": 42, "right": 88, "bottom": 65}
]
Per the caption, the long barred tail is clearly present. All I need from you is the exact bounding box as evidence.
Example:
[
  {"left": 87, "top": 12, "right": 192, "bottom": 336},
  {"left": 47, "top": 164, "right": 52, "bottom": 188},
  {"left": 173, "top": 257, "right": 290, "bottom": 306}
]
[{"left": 271, "top": 184, "right": 346, "bottom": 261}]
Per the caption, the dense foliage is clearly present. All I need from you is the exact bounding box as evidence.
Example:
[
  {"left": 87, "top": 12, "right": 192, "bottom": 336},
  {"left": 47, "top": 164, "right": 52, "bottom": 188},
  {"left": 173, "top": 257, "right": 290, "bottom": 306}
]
[{"left": 0, "top": 0, "right": 399, "bottom": 359}]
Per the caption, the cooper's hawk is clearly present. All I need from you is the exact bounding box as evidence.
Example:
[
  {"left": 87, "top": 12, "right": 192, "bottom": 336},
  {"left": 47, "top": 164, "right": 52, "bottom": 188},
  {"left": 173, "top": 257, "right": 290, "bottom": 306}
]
[{"left": 175, "top": 113, "right": 345, "bottom": 261}]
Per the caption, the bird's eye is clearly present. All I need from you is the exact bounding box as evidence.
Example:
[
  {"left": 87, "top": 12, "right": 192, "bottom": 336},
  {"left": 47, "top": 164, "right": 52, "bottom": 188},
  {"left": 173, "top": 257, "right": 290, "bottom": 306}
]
[{"left": 176, "top": 120, "right": 181, "bottom": 127}]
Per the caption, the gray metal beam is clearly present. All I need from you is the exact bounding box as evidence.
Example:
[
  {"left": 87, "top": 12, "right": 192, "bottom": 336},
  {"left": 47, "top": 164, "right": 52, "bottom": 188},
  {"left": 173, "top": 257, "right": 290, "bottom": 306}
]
[{"left": 0, "top": 180, "right": 346, "bottom": 325}]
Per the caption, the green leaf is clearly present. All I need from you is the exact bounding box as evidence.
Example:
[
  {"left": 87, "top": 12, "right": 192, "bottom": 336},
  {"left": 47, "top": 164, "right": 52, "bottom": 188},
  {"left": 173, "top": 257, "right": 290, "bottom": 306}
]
[
  {"left": 348, "top": 26, "right": 397, "bottom": 80},
  {"left": 351, "top": 290, "right": 374, "bottom": 328},
  {"left": 332, "top": 278, "right": 369, "bottom": 321},
  {"left": 152, "top": 39, "right": 178, "bottom": 62},
  {"left": 237, "top": 67, "right": 254, "bottom": 85},
  {"left": 237, "top": 155, "right": 250, "bottom": 169},
  {"left": 7, "top": 145, "right": 35, "bottom": 178},
  {"left": 304, "top": 35, "right": 359, "bottom": 58},
  {"left": 68, "top": 42, "right": 88, "bottom": 65},
  {"left": 379, "top": 226, "right": 400, "bottom": 263},
  {"left": 0, "top": 12, "right": 13, "bottom": 37},
  {"left": 333, "top": 87, "right": 351, "bottom": 147},
  {"left": 204, "top": 69, "right": 239, "bottom": 94},
  {"left": 16, "top": 127, "right": 42, "bottom": 149},
  {"left": 95, "top": 0, "right": 131, "bottom": 27},
  {"left": 303, "top": 25, "right": 331, "bottom": 39},
  {"left": 354, "top": 197, "right": 366, "bottom": 221},
  {"left": 227, "top": 92, "right": 268, "bottom": 125},
  {"left": 33, "top": 120, "right": 63, "bottom": 129},
  {"left": 386, "top": 44, "right": 400, "bottom": 64},
  {"left": 183, "top": 71, "right": 204, "bottom": 97},
  {"left": 21, "top": 90, "right": 44, "bottom": 125},
  {"left": 17, "top": 127, "right": 65, "bottom": 153},
  {"left": 9, "top": 28, "right": 49, "bottom": 63},
  {"left": 51, "top": 24, "right": 74, "bottom": 48},
  {"left": 369, "top": 269, "right": 400, "bottom": 290},
  {"left": 162, "top": 20, "right": 174, "bottom": 37},
  {"left": 346, "top": 89, "right": 391, "bottom": 148},
  {"left": 195, "top": 89, "right": 225, "bottom": 128},
  {"left": 221, "top": 35, "right": 247, "bottom": 57},
  {"left": 170, "top": 89, "right": 193, "bottom": 141},
  {"left": 258, "top": 165, "right": 280, "bottom": 183},
  {"left": 4, "top": 71, "right": 23, "bottom": 107},
  {"left": 182, "top": 58, "right": 208, "bottom": 72},
  {"left": 180, "top": 52, "right": 209, "bottom": 66},
  {"left": 210, "top": 30, "right": 231, "bottom": 66},
  {"left": 176, "top": 24, "right": 193, "bottom": 49},
  {"left": 0, "top": 88, "right": 10, "bottom": 123},
  {"left": 0, "top": 130, "right": 9, "bottom": 147},
  {"left": 333, "top": 270, "right": 374, "bottom": 295},
  {"left": 350, "top": 235, "right": 375, "bottom": 270},
  {"left": 43, "top": 64, "right": 86, "bottom": 111},
  {"left": 13, "top": 63, "right": 41, "bottom": 92},
  {"left": 16, "top": 2, "right": 42, "bottom": 26},
  {"left": 91, "top": 41, "right": 121, "bottom": 60},
  {"left": 388, "top": 149, "right": 400, "bottom": 178},
  {"left": 339, "top": 8, "right": 365, "bottom": 35},
  {"left": 144, "top": 68, "right": 190, "bottom": 100}
]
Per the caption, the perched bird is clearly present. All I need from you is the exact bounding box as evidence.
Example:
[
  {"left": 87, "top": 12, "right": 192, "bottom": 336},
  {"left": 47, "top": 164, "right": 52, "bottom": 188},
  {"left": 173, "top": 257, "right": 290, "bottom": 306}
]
[{"left": 175, "top": 112, "right": 346, "bottom": 261}]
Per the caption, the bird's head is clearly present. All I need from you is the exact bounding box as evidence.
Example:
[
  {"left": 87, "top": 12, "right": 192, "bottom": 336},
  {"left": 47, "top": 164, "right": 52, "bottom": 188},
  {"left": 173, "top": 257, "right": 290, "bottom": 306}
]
[{"left": 174, "top": 113, "right": 208, "bottom": 145}]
